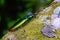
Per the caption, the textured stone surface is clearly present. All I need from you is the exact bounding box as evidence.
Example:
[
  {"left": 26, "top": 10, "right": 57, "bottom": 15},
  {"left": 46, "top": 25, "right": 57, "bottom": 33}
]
[
  {"left": 53, "top": 6, "right": 60, "bottom": 15},
  {"left": 41, "top": 25, "right": 56, "bottom": 38},
  {"left": 5, "top": 34, "right": 18, "bottom": 40},
  {"left": 52, "top": 18, "right": 60, "bottom": 29},
  {"left": 54, "top": 0, "right": 60, "bottom": 2}
]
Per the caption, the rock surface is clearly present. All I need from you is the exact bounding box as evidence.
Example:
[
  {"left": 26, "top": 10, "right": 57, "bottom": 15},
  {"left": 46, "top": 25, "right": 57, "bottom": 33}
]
[
  {"left": 5, "top": 34, "right": 18, "bottom": 40},
  {"left": 52, "top": 18, "right": 60, "bottom": 29},
  {"left": 51, "top": 6, "right": 60, "bottom": 29},
  {"left": 54, "top": 0, "right": 60, "bottom": 2},
  {"left": 53, "top": 6, "right": 60, "bottom": 15},
  {"left": 41, "top": 25, "right": 56, "bottom": 38}
]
